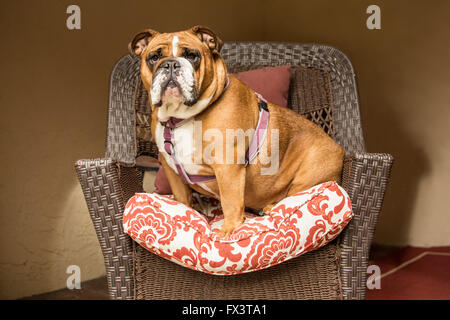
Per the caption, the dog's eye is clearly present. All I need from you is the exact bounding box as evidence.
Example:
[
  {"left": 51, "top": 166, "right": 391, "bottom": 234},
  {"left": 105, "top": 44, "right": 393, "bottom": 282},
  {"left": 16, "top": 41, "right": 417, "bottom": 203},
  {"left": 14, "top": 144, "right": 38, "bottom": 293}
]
[
  {"left": 185, "top": 52, "right": 198, "bottom": 62},
  {"left": 149, "top": 54, "right": 160, "bottom": 63}
]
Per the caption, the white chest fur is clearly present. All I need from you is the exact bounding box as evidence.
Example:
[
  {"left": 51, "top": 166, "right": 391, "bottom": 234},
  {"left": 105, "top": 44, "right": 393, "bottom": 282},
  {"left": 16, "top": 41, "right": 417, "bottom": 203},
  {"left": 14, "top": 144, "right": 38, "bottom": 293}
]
[
  {"left": 155, "top": 117, "right": 220, "bottom": 198},
  {"left": 155, "top": 119, "right": 204, "bottom": 176}
]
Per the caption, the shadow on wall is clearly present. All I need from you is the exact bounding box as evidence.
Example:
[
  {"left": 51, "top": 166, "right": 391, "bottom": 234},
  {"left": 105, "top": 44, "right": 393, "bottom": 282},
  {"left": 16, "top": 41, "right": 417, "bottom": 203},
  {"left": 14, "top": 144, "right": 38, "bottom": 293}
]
[{"left": 368, "top": 105, "right": 429, "bottom": 245}]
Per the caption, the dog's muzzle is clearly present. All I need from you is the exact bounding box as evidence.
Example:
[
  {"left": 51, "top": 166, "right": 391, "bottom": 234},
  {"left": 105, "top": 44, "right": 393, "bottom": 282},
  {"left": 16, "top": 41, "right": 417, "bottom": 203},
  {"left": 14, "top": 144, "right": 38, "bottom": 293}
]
[{"left": 151, "top": 58, "right": 197, "bottom": 107}]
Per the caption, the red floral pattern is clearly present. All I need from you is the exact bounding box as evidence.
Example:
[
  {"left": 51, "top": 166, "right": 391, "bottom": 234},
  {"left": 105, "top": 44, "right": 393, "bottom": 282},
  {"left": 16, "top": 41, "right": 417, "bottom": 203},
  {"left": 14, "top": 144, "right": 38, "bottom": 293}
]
[{"left": 123, "top": 181, "right": 353, "bottom": 275}]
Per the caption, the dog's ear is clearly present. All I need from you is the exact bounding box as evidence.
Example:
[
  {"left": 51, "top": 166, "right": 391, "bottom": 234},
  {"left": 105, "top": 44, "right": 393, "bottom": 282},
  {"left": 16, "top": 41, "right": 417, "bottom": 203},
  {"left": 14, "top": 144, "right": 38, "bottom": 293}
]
[
  {"left": 191, "top": 25, "right": 223, "bottom": 53},
  {"left": 128, "top": 29, "right": 159, "bottom": 56}
]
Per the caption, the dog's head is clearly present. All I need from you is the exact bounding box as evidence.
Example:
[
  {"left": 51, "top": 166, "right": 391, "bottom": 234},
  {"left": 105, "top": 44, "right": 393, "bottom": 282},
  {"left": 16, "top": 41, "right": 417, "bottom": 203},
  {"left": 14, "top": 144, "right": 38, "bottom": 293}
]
[{"left": 129, "top": 26, "right": 228, "bottom": 121}]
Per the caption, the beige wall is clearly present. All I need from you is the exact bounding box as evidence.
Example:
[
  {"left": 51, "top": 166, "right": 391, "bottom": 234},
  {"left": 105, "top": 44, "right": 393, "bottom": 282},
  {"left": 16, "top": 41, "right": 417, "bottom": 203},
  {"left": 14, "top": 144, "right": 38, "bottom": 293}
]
[
  {"left": 264, "top": 1, "right": 450, "bottom": 246},
  {"left": 1, "top": 0, "right": 449, "bottom": 299}
]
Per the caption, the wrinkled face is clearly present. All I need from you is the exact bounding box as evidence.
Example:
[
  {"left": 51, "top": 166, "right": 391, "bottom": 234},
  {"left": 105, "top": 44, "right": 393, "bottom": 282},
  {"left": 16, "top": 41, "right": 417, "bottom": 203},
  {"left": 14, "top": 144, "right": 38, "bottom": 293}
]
[
  {"left": 129, "top": 26, "right": 227, "bottom": 121},
  {"left": 146, "top": 33, "right": 203, "bottom": 107}
]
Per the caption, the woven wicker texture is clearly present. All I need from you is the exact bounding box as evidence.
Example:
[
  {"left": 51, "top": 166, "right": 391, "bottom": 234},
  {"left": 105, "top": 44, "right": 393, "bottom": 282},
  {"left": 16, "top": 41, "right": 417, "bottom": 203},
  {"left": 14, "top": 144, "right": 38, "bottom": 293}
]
[
  {"left": 105, "top": 55, "right": 141, "bottom": 165},
  {"left": 74, "top": 159, "right": 135, "bottom": 299},
  {"left": 133, "top": 79, "right": 159, "bottom": 158},
  {"left": 116, "top": 164, "right": 144, "bottom": 203},
  {"left": 133, "top": 240, "right": 341, "bottom": 300},
  {"left": 75, "top": 42, "right": 394, "bottom": 300},
  {"left": 288, "top": 67, "right": 335, "bottom": 137},
  {"left": 340, "top": 152, "right": 393, "bottom": 299}
]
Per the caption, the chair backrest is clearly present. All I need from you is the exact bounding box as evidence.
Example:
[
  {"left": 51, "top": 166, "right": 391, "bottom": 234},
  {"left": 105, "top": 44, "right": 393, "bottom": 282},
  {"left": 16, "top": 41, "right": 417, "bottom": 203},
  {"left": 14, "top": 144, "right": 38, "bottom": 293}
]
[{"left": 105, "top": 42, "right": 366, "bottom": 165}]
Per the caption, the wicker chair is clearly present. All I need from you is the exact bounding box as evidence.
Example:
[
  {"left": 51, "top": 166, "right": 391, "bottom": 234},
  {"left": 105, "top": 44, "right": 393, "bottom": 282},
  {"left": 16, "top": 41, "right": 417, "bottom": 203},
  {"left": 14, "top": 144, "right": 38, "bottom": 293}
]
[{"left": 75, "top": 42, "right": 393, "bottom": 300}]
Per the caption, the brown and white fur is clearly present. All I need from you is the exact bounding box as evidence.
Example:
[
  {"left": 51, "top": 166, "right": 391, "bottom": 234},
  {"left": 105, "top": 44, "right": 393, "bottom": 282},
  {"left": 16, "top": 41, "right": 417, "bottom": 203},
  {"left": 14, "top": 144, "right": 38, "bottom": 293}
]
[{"left": 129, "top": 26, "right": 345, "bottom": 236}]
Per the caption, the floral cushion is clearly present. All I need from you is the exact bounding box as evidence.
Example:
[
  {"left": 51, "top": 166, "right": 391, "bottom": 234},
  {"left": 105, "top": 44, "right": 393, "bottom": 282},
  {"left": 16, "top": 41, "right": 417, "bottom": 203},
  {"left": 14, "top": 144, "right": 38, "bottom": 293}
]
[{"left": 123, "top": 181, "right": 353, "bottom": 275}]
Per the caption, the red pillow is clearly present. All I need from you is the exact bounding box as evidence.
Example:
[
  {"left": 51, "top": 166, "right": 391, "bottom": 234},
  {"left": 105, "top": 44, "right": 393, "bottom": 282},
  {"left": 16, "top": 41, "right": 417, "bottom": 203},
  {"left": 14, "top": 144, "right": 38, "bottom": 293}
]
[
  {"left": 153, "top": 65, "right": 291, "bottom": 194},
  {"left": 153, "top": 161, "right": 172, "bottom": 194},
  {"left": 124, "top": 181, "right": 353, "bottom": 274},
  {"left": 233, "top": 65, "right": 290, "bottom": 107}
]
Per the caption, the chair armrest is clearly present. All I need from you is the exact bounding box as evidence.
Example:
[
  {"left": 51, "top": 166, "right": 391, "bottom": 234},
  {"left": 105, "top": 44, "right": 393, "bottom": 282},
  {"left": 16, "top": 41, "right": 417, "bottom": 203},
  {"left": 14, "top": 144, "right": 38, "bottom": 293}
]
[
  {"left": 338, "top": 152, "right": 394, "bottom": 299},
  {"left": 74, "top": 158, "right": 142, "bottom": 300}
]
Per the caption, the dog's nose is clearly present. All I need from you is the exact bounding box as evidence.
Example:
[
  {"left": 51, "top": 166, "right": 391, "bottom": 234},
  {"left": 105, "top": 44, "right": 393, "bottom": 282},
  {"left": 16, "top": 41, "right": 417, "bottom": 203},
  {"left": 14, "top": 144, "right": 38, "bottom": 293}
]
[{"left": 160, "top": 59, "right": 181, "bottom": 72}]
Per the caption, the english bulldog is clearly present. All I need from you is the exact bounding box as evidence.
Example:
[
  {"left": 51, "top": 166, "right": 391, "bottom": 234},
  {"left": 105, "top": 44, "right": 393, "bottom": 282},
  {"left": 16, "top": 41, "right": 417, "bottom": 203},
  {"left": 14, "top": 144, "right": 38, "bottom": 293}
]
[{"left": 129, "top": 26, "right": 345, "bottom": 236}]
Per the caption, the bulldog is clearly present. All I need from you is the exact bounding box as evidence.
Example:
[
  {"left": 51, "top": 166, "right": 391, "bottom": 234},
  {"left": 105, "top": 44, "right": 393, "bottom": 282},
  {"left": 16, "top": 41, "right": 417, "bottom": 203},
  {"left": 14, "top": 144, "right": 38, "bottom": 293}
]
[{"left": 129, "top": 26, "right": 345, "bottom": 236}]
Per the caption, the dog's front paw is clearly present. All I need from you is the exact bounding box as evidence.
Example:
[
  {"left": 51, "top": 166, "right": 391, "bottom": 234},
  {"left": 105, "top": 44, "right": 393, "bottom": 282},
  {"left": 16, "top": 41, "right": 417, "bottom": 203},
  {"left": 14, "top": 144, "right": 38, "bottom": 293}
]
[
  {"left": 262, "top": 203, "right": 275, "bottom": 214},
  {"left": 215, "top": 220, "right": 244, "bottom": 237}
]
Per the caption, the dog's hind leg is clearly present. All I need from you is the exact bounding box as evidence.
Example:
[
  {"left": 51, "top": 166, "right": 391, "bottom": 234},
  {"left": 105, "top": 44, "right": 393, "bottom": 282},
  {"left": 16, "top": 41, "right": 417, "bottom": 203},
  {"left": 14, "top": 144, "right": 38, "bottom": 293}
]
[{"left": 286, "top": 138, "right": 344, "bottom": 197}]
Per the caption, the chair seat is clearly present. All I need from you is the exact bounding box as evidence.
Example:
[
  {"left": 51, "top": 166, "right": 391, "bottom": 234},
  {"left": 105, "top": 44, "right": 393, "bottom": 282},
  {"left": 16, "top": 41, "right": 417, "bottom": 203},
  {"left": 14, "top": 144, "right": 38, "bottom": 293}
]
[
  {"left": 132, "top": 240, "right": 343, "bottom": 300},
  {"left": 123, "top": 181, "right": 353, "bottom": 275}
]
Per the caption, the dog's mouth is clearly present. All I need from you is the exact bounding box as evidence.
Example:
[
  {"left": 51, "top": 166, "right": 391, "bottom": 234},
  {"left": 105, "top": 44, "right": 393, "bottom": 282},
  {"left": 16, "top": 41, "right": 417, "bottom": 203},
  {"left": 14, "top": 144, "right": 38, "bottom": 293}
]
[
  {"left": 156, "top": 78, "right": 197, "bottom": 107},
  {"left": 152, "top": 78, "right": 181, "bottom": 107},
  {"left": 162, "top": 79, "right": 181, "bottom": 96}
]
